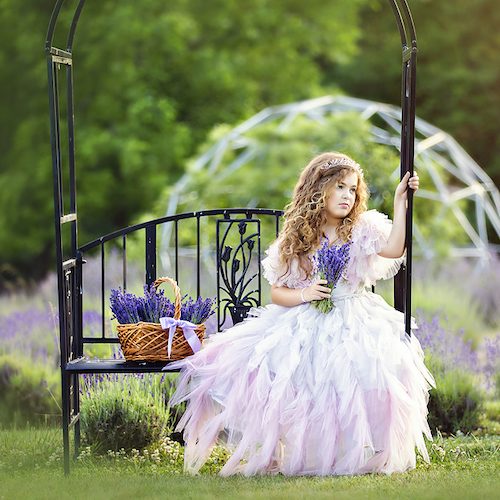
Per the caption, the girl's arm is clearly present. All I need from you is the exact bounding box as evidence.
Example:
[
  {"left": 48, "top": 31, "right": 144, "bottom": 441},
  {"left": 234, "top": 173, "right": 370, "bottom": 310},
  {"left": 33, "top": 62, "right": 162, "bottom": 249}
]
[
  {"left": 377, "top": 171, "right": 419, "bottom": 259},
  {"left": 270, "top": 280, "right": 331, "bottom": 307}
]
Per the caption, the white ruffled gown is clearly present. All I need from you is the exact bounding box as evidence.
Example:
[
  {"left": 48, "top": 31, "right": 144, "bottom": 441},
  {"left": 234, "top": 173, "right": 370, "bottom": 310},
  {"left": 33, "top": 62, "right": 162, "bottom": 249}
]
[{"left": 162, "top": 209, "right": 437, "bottom": 477}]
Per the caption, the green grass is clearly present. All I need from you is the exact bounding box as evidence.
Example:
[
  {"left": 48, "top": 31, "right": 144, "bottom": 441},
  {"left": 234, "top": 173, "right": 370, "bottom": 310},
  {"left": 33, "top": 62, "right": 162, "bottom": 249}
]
[
  {"left": 1, "top": 466, "right": 498, "bottom": 500},
  {"left": 0, "top": 426, "right": 498, "bottom": 500}
]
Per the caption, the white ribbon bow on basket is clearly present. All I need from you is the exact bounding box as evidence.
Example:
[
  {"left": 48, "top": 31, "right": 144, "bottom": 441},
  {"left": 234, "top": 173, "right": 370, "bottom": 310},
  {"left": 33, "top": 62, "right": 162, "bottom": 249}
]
[{"left": 159, "top": 316, "right": 202, "bottom": 359}]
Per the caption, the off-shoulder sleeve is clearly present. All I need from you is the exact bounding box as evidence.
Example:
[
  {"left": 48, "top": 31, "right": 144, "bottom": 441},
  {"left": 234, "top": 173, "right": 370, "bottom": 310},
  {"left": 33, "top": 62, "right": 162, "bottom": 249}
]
[
  {"left": 261, "top": 238, "right": 290, "bottom": 287},
  {"left": 261, "top": 238, "right": 311, "bottom": 288},
  {"left": 345, "top": 209, "right": 406, "bottom": 289}
]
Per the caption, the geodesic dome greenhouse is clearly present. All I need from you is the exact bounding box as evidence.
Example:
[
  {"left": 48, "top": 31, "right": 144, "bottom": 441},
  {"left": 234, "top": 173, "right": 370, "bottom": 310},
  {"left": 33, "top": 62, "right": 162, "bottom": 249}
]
[{"left": 162, "top": 95, "right": 500, "bottom": 268}]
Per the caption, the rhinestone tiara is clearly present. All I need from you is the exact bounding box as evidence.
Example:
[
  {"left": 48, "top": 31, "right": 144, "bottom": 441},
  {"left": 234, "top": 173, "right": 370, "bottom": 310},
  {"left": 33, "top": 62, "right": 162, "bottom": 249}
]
[{"left": 321, "top": 157, "right": 363, "bottom": 175}]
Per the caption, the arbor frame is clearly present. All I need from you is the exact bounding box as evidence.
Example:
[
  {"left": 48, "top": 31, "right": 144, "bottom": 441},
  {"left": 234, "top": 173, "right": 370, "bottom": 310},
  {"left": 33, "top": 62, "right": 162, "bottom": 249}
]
[{"left": 45, "top": 0, "right": 418, "bottom": 475}]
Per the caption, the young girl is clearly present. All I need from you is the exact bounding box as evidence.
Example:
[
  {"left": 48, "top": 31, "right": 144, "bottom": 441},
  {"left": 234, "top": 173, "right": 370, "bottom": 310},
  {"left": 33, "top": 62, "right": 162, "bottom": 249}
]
[{"left": 163, "top": 151, "right": 436, "bottom": 477}]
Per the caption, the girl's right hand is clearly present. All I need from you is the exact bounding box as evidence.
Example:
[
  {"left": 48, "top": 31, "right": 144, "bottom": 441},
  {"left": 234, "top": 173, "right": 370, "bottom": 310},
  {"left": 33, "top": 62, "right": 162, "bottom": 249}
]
[{"left": 302, "top": 279, "right": 332, "bottom": 302}]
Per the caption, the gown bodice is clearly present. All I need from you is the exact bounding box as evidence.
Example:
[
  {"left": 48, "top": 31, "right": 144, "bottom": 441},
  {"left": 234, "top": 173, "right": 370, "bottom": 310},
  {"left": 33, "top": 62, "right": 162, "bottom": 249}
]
[{"left": 261, "top": 209, "right": 406, "bottom": 292}]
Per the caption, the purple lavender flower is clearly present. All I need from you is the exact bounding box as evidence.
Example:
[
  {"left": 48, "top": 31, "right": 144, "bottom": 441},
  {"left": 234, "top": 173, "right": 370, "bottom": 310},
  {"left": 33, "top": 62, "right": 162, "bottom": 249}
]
[
  {"left": 141, "top": 284, "right": 175, "bottom": 323},
  {"left": 180, "top": 296, "right": 216, "bottom": 324},
  {"left": 482, "top": 335, "right": 500, "bottom": 392},
  {"left": 110, "top": 288, "right": 142, "bottom": 324},
  {"left": 110, "top": 285, "right": 216, "bottom": 325},
  {"left": 414, "top": 312, "right": 480, "bottom": 374},
  {"left": 311, "top": 239, "right": 352, "bottom": 313},
  {"left": 413, "top": 311, "right": 500, "bottom": 394}
]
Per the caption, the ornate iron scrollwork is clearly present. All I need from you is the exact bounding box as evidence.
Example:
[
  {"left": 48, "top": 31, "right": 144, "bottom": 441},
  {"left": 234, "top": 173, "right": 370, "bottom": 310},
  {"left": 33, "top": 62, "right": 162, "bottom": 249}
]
[{"left": 217, "top": 218, "right": 261, "bottom": 330}]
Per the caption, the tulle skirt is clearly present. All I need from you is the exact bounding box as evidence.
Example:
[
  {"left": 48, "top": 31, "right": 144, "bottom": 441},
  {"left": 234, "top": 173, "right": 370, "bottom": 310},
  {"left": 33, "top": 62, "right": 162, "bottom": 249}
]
[{"left": 162, "top": 286, "right": 436, "bottom": 477}]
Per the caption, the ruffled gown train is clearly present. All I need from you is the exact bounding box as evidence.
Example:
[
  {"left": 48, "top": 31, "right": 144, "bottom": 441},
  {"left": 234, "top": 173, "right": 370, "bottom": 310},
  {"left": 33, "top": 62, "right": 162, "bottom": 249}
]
[{"left": 162, "top": 209, "right": 437, "bottom": 476}]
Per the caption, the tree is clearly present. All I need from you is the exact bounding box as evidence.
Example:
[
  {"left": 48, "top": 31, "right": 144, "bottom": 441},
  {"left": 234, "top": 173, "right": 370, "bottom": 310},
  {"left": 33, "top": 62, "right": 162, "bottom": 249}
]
[
  {"left": 0, "top": 0, "right": 367, "bottom": 287},
  {"left": 327, "top": 0, "right": 500, "bottom": 186},
  {"left": 146, "top": 112, "right": 465, "bottom": 260}
]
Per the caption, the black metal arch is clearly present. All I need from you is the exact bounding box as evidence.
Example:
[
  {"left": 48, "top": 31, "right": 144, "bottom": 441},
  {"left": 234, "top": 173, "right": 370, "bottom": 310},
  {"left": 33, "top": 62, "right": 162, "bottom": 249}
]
[{"left": 45, "top": 0, "right": 418, "bottom": 474}]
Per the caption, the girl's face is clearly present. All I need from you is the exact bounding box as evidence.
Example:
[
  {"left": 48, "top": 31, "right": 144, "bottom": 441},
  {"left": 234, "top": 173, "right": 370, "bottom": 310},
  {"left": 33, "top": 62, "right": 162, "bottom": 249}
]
[{"left": 324, "top": 171, "right": 358, "bottom": 223}]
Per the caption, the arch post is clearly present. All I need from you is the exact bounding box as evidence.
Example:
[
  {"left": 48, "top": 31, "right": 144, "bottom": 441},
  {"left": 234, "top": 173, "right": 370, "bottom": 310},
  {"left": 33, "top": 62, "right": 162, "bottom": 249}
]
[{"left": 389, "top": 0, "right": 418, "bottom": 337}]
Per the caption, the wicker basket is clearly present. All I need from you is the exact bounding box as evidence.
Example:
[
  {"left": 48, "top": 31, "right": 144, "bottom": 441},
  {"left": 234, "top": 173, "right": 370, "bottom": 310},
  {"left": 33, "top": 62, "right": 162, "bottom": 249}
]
[{"left": 116, "top": 276, "right": 206, "bottom": 362}]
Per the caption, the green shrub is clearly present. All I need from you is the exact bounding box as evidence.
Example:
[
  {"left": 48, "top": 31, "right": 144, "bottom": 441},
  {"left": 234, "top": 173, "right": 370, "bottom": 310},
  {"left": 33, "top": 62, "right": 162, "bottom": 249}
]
[
  {"left": 0, "top": 355, "right": 60, "bottom": 427},
  {"left": 484, "top": 400, "right": 500, "bottom": 423},
  {"left": 425, "top": 354, "right": 485, "bottom": 435},
  {"left": 81, "top": 374, "right": 174, "bottom": 454},
  {"left": 476, "top": 400, "right": 500, "bottom": 435}
]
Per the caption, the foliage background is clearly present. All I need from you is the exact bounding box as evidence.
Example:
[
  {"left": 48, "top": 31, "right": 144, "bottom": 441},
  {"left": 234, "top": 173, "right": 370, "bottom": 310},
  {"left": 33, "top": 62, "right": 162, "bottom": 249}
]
[{"left": 0, "top": 0, "right": 498, "bottom": 288}]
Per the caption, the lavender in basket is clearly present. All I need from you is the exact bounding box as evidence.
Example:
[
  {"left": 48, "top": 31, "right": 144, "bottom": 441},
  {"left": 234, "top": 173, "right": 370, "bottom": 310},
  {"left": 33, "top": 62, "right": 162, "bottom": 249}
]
[
  {"left": 110, "top": 288, "right": 143, "bottom": 324},
  {"left": 311, "top": 240, "right": 352, "bottom": 313},
  {"left": 180, "top": 296, "right": 217, "bottom": 324},
  {"left": 110, "top": 284, "right": 216, "bottom": 325},
  {"left": 142, "top": 284, "right": 174, "bottom": 323}
]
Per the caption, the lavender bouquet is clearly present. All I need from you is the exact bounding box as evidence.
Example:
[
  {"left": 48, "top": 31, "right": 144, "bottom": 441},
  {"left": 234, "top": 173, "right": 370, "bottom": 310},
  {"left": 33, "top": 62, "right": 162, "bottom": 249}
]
[
  {"left": 311, "top": 240, "right": 352, "bottom": 313},
  {"left": 110, "top": 284, "right": 216, "bottom": 325}
]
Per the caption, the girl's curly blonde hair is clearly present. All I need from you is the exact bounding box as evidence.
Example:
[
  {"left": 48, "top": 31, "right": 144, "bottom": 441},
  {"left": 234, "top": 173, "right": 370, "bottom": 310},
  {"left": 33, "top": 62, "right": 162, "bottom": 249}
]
[{"left": 275, "top": 151, "right": 370, "bottom": 285}]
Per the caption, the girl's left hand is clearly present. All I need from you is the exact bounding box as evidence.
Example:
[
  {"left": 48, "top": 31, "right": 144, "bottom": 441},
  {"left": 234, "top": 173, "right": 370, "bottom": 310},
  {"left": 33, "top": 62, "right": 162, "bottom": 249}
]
[{"left": 395, "top": 170, "right": 419, "bottom": 203}]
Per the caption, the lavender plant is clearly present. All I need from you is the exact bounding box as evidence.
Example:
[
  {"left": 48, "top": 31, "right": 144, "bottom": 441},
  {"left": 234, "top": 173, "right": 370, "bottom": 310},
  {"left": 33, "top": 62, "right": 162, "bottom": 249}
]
[
  {"left": 311, "top": 240, "right": 352, "bottom": 313},
  {"left": 415, "top": 311, "right": 500, "bottom": 396},
  {"left": 416, "top": 313, "right": 480, "bottom": 375},
  {"left": 80, "top": 372, "right": 176, "bottom": 453},
  {"left": 180, "top": 296, "right": 216, "bottom": 324},
  {"left": 483, "top": 336, "right": 500, "bottom": 395},
  {"left": 110, "top": 285, "right": 216, "bottom": 325}
]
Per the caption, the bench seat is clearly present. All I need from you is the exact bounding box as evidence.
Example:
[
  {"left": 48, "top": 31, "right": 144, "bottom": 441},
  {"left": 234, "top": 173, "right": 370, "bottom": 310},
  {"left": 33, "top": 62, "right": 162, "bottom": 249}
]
[{"left": 65, "top": 357, "right": 181, "bottom": 373}]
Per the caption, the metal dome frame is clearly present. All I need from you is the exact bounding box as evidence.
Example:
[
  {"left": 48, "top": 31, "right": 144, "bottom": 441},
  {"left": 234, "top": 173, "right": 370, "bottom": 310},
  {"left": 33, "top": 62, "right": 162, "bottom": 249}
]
[
  {"left": 45, "top": 0, "right": 419, "bottom": 474},
  {"left": 164, "top": 94, "right": 500, "bottom": 267}
]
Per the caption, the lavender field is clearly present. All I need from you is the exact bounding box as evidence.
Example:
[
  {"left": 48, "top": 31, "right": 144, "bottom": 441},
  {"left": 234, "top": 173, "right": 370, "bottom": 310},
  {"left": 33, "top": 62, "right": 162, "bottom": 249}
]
[
  {"left": 0, "top": 251, "right": 499, "bottom": 433},
  {"left": 2, "top": 252, "right": 500, "bottom": 372},
  {"left": 2, "top": 251, "right": 498, "bottom": 378}
]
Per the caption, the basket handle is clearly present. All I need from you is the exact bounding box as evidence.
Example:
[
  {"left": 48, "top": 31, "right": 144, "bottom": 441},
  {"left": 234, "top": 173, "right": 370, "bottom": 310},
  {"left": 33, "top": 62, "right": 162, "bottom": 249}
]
[{"left": 153, "top": 277, "right": 182, "bottom": 320}]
